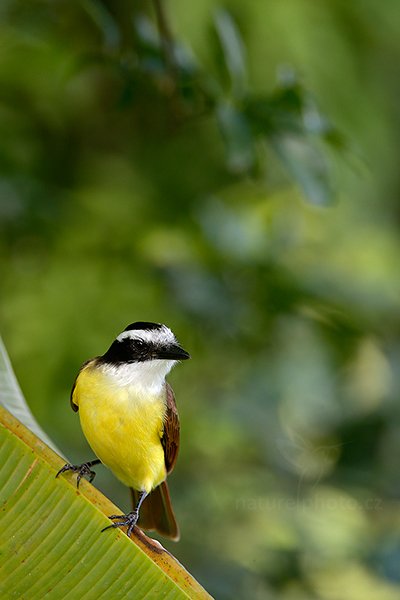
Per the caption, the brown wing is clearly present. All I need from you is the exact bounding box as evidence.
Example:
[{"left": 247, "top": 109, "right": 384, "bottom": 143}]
[
  {"left": 70, "top": 358, "right": 96, "bottom": 412},
  {"left": 161, "top": 382, "right": 180, "bottom": 473}
]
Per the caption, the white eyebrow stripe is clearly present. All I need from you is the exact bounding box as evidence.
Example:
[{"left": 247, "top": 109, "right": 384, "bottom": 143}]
[{"left": 116, "top": 326, "right": 176, "bottom": 346}]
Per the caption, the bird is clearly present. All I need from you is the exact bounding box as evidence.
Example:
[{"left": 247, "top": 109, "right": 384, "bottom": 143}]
[{"left": 56, "top": 321, "right": 190, "bottom": 540}]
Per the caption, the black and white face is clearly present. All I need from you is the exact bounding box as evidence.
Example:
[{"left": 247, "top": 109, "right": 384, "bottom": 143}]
[{"left": 101, "top": 322, "right": 190, "bottom": 366}]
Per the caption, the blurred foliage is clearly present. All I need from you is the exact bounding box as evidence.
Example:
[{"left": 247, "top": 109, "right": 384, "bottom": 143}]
[{"left": 1, "top": 1, "right": 400, "bottom": 598}]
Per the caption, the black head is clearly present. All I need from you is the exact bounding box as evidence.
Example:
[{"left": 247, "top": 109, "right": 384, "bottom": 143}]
[{"left": 100, "top": 322, "right": 190, "bottom": 365}]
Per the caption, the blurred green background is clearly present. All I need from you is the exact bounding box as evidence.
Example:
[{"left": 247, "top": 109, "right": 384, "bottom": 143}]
[{"left": 1, "top": 1, "right": 400, "bottom": 598}]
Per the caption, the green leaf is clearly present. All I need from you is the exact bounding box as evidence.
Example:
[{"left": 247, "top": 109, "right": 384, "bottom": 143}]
[
  {"left": 216, "top": 101, "right": 254, "bottom": 173},
  {"left": 272, "top": 135, "right": 334, "bottom": 206},
  {"left": 242, "top": 76, "right": 337, "bottom": 204},
  {"left": 214, "top": 9, "right": 247, "bottom": 98},
  {"left": 82, "top": 0, "right": 121, "bottom": 50},
  {"left": 0, "top": 408, "right": 211, "bottom": 599},
  {"left": 0, "top": 337, "right": 62, "bottom": 455}
]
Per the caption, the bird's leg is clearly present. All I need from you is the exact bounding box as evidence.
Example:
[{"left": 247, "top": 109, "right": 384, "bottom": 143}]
[
  {"left": 102, "top": 490, "right": 148, "bottom": 537},
  {"left": 56, "top": 459, "right": 101, "bottom": 487}
]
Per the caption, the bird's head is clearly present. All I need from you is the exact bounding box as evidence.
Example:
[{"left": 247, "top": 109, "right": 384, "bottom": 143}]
[{"left": 99, "top": 322, "right": 190, "bottom": 389}]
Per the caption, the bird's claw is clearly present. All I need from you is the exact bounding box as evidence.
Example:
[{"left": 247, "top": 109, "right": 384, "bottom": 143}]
[
  {"left": 55, "top": 462, "right": 97, "bottom": 487},
  {"left": 101, "top": 511, "right": 139, "bottom": 537}
]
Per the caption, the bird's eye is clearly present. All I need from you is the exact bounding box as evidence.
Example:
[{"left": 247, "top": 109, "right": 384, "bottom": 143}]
[{"left": 135, "top": 339, "right": 145, "bottom": 348}]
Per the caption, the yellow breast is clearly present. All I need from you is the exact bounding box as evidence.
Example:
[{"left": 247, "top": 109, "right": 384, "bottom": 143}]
[{"left": 73, "top": 364, "right": 167, "bottom": 493}]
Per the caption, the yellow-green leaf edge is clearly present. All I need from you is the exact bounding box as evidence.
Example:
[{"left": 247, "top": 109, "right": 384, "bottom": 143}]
[{"left": 0, "top": 406, "right": 211, "bottom": 600}]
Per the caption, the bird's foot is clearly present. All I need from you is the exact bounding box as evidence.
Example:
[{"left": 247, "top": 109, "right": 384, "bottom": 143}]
[
  {"left": 55, "top": 461, "right": 98, "bottom": 487},
  {"left": 102, "top": 510, "right": 139, "bottom": 537}
]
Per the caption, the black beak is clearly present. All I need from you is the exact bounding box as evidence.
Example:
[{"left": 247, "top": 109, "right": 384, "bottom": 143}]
[{"left": 155, "top": 345, "right": 191, "bottom": 360}]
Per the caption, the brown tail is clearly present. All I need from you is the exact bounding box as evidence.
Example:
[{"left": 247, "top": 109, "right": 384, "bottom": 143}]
[{"left": 130, "top": 480, "right": 180, "bottom": 541}]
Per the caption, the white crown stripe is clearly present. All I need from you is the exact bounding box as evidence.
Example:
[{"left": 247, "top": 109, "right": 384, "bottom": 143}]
[{"left": 116, "top": 325, "right": 176, "bottom": 346}]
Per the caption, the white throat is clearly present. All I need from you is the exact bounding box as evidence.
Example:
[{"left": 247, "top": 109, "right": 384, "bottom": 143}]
[{"left": 102, "top": 359, "right": 176, "bottom": 395}]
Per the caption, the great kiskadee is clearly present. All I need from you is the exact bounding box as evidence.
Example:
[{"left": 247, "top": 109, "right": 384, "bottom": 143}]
[{"left": 56, "top": 321, "right": 190, "bottom": 540}]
